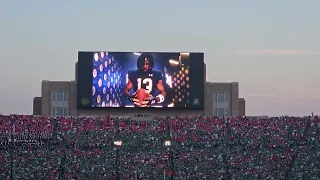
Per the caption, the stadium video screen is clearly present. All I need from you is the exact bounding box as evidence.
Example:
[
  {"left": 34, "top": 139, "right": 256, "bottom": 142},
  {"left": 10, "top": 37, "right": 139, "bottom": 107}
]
[{"left": 77, "top": 52, "right": 204, "bottom": 109}]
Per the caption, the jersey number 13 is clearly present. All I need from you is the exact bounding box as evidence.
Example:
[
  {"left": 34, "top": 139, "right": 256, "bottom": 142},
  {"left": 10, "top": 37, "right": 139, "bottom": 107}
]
[{"left": 137, "top": 78, "right": 153, "bottom": 94}]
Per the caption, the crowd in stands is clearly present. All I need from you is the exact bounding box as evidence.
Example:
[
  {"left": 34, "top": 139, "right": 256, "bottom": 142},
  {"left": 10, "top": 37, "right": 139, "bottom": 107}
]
[{"left": 0, "top": 114, "right": 319, "bottom": 179}]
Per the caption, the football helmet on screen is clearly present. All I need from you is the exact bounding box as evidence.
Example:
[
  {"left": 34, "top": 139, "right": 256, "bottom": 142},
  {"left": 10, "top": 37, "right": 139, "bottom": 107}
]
[{"left": 137, "top": 53, "right": 154, "bottom": 71}]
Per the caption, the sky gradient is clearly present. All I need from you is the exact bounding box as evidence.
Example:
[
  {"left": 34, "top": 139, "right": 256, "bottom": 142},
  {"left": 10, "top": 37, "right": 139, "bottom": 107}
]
[{"left": 0, "top": 0, "right": 319, "bottom": 116}]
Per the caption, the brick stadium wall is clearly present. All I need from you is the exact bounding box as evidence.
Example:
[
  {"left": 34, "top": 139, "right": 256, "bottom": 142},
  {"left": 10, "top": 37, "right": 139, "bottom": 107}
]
[
  {"left": 238, "top": 98, "right": 246, "bottom": 116},
  {"left": 204, "top": 82, "right": 239, "bottom": 116},
  {"left": 33, "top": 97, "right": 42, "bottom": 115},
  {"left": 41, "top": 81, "right": 77, "bottom": 116},
  {"left": 38, "top": 57, "right": 245, "bottom": 117},
  {"left": 40, "top": 80, "right": 243, "bottom": 117}
]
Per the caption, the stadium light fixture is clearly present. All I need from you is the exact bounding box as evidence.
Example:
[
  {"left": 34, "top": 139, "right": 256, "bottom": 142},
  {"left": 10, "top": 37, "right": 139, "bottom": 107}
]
[
  {"left": 134, "top": 53, "right": 141, "bottom": 56},
  {"left": 167, "top": 103, "right": 174, "bottom": 107},
  {"left": 126, "top": 73, "right": 129, "bottom": 84},
  {"left": 100, "top": 52, "right": 105, "bottom": 58},
  {"left": 169, "top": 59, "right": 179, "bottom": 65},
  {"left": 164, "top": 140, "right": 171, "bottom": 147},
  {"left": 114, "top": 140, "right": 123, "bottom": 146},
  {"left": 165, "top": 74, "right": 173, "bottom": 88},
  {"left": 94, "top": 53, "right": 99, "bottom": 61}
]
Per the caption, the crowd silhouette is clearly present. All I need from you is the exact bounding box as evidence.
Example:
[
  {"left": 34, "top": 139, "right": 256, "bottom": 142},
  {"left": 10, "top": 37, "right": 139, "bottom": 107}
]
[{"left": 0, "top": 115, "right": 319, "bottom": 179}]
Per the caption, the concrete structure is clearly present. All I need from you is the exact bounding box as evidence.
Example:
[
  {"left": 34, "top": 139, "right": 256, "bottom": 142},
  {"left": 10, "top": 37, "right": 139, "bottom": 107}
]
[
  {"left": 202, "top": 63, "right": 246, "bottom": 116},
  {"left": 33, "top": 97, "right": 42, "bottom": 115},
  {"left": 204, "top": 82, "right": 245, "bottom": 116},
  {"left": 34, "top": 80, "right": 245, "bottom": 116},
  {"left": 238, "top": 98, "right": 246, "bottom": 116},
  {"left": 40, "top": 80, "right": 77, "bottom": 116},
  {"left": 75, "top": 62, "right": 78, "bottom": 82},
  {"left": 33, "top": 61, "right": 245, "bottom": 116}
]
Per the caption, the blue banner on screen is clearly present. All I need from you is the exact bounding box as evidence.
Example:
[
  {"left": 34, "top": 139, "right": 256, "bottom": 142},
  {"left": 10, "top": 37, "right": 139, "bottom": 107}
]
[{"left": 91, "top": 52, "right": 203, "bottom": 108}]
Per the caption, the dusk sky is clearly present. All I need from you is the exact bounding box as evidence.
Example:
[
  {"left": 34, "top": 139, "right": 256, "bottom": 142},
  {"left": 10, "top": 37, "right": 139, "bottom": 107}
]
[{"left": 0, "top": 0, "right": 319, "bottom": 116}]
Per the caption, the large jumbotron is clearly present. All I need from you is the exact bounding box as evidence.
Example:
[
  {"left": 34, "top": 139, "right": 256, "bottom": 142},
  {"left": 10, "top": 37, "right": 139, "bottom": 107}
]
[{"left": 33, "top": 51, "right": 246, "bottom": 117}]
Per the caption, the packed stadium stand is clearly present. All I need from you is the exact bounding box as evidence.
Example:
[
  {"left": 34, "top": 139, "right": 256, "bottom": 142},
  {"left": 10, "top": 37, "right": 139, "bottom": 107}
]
[{"left": 0, "top": 115, "right": 319, "bottom": 179}]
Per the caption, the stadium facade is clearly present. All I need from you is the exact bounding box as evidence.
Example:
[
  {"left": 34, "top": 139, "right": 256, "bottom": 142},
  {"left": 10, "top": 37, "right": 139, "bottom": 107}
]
[
  {"left": 33, "top": 62, "right": 246, "bottom": 116},
  {"left": 33, "top": 81, "right": 246, "bottom": 117}
]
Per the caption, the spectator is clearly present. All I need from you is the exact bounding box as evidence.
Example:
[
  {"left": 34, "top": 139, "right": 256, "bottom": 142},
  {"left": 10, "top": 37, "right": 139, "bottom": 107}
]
[{"left": 0, "top": 115, "right": 319, "bottom": 179}]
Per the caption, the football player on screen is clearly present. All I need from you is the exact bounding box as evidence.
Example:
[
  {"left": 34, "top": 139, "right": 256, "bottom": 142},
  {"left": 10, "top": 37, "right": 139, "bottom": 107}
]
[{"left": 124, "top": 53, "right": 166, "bottom": 107}]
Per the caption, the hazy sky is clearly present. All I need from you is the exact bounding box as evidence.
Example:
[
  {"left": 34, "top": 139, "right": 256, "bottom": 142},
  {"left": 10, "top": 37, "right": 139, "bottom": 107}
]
[{"left": 0, "top": 0, "right": 319, "bottom": 116}]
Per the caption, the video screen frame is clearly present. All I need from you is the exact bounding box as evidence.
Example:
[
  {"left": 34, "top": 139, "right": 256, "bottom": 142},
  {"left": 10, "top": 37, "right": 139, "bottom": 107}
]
[{"left": 77, "top": 51, "right": 205, "bottom": 110}]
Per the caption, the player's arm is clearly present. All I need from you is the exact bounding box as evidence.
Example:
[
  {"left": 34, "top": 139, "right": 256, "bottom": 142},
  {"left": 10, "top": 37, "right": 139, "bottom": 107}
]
[
  {"left": 124, "top": 79, "right": 133, "bottom": 97},
  {"left": 124, "top": 77, "right": 138, "bottom": 103},
  {"left": 155, "top": 80, "right": 166, "bottom": 103}
]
